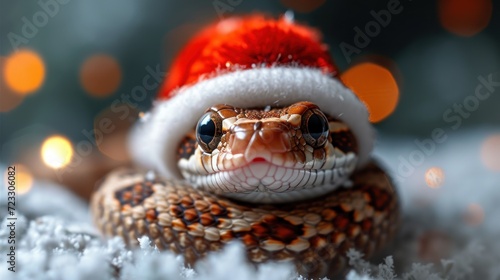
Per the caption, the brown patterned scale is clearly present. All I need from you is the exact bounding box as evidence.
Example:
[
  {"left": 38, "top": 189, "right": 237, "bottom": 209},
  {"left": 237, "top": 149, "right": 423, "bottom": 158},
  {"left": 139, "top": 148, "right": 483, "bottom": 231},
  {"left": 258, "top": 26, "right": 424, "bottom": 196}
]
[{"left": 91, "top": 162, "right": 399, "bottom": 278}]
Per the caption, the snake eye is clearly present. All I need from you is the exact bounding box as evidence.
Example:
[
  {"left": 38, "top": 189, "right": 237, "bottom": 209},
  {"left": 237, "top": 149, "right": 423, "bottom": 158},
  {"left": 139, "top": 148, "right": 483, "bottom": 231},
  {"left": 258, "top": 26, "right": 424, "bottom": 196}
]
[
  {"left": 196, "top": 112, "right": 222, "bottom": 153},
  {"left": 301, "top": 109, "right": 329, "bottom": 148}
]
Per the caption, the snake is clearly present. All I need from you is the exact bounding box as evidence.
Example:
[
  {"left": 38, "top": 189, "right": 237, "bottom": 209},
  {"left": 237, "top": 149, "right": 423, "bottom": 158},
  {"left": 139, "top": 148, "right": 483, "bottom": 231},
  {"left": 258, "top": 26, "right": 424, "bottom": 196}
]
[{"left": 91, "top": 101, "right": 399, "bottom": 278}]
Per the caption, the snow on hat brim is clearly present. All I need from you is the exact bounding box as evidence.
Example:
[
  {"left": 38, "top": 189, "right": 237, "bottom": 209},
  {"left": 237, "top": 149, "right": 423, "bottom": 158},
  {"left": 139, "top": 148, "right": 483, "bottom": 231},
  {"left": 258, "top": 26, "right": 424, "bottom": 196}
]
[{"left": 129, "top": 66, "right": 374, "bottom": 179}]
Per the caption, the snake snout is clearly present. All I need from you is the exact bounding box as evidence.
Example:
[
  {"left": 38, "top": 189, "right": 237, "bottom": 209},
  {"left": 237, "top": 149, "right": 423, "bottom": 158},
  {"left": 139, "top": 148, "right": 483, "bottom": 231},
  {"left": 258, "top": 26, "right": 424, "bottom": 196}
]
[{"left": 227, "top": 120, "right": 292, "bottom": 165}]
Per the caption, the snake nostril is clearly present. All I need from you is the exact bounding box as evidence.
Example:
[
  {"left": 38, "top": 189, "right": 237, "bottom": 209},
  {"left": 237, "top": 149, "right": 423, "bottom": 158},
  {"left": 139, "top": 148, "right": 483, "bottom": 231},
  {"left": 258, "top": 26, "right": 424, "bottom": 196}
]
[{"left": 253, "top": 121, "right": 262, "bottom": 131}]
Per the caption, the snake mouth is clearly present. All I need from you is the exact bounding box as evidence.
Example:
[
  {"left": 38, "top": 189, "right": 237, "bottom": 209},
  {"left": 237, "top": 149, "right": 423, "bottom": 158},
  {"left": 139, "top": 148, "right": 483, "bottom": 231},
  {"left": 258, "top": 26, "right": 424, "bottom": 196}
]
[
  {"left": 179, "top": 155, "right": 357, "bottom": 203},
  {"left": 251, "top": 157, "right": 267, "bottom": 163}
]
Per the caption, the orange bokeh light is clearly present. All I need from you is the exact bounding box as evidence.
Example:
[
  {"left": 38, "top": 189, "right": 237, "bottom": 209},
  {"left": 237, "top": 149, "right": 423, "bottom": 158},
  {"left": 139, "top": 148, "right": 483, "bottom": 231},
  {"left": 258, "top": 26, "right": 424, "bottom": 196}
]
[
  {"left": 3, "top": 49, "right": 45, "bottom": 95},
  {"left": 4, "top": 164, "right": 34, "bottom": 195},
  {"left": 280, "top": 0, "right": 326, "bottom": 13},
  {"left": 425, "top": 167, "right": 445, "bottom": 188},
  {"left": 341, "top": 62, "right": 399, "bottom": 123},
  {"left": 0, "top": 57, "right": 25, "bottom": 112},
  {"left": 439, "top": 0, "right": 492, "bottom": 37},
  {"left": 80, "top": 54, "right": 122, "bottom": 97},
  {"left": 480, "top": 134, "right": 500, "bottom": 172}
]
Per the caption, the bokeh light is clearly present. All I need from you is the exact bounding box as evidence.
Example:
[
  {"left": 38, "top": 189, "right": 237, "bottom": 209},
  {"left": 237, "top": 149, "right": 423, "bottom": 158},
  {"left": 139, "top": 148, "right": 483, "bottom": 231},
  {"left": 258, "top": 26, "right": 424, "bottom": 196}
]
[
  {"left": 3, "top": 49, "right": 45, "bottom": 95},
  {"left": 464, "top": 203, "right": 484, "bottom": 226},
  {"left": 425, "top": 167, "right": 445, "bottom": 188},
  {"left": 94, "top": 105, "right": 138, "bottom": 162},
  {"left": 41, "top": 135, "right": 74, "bottom": 169},
  {"left": 0, "top": 57, "right": 25, "bottom": 112},
  {"left": 438, "top": 0, "right": 492, "bottom": 37},
  {"left": 280, "top": 0, "right": 326, "bottom": 13},
  {"left": 341, "top": 62, "right": 399, "bottom": 123},
  {"left": 480, "top": 134, "right": 500, "bottom": 172},
  {"left": 352, "top": 55, "right": 403, "bottom": 83},
  {"left": 4, "top": 164, "right": 34, "bottom": 195},
  {"left": 80, "top": 54, "right": 122, "bottom": 97}
]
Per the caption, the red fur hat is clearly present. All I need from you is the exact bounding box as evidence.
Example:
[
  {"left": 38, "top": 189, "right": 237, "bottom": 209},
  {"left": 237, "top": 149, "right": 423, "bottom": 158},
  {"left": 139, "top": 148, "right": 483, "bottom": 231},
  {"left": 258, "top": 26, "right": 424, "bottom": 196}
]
[{"left": 130, "top": 15, "right": 373, "bottom": 179}]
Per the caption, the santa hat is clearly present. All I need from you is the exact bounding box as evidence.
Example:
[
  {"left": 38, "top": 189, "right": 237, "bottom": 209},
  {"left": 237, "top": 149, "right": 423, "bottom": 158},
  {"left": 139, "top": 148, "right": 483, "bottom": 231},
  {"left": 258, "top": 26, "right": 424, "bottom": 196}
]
[{"left": 130, "top": 15, "right": 374, "bottom": 179}]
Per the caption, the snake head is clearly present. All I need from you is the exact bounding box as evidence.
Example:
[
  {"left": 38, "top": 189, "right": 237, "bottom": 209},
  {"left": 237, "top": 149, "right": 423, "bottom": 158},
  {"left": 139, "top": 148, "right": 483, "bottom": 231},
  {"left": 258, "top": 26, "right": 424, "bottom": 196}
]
[{"left": 177, "top": 101, "right": 358, "bottom": 203}]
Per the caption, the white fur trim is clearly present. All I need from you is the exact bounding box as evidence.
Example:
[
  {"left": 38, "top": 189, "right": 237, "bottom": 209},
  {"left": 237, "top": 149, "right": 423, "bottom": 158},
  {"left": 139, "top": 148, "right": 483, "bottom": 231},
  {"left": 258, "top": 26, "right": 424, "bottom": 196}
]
[{"left": 129, "top": 67, "right": 374, "bottom": 179}]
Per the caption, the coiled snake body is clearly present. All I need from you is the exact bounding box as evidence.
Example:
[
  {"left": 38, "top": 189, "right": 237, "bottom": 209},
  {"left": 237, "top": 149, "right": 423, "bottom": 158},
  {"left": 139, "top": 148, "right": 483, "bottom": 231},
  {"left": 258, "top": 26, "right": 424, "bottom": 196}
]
[{"left": 91, "top": 102, "right": 399, "bottom": 278}]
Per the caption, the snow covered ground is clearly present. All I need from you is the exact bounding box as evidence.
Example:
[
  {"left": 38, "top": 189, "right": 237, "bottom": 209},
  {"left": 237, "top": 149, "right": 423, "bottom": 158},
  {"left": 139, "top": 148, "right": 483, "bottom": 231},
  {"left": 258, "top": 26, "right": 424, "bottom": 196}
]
[{"left": 1, "top": 128, "right": 499, "bottom": 280}]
